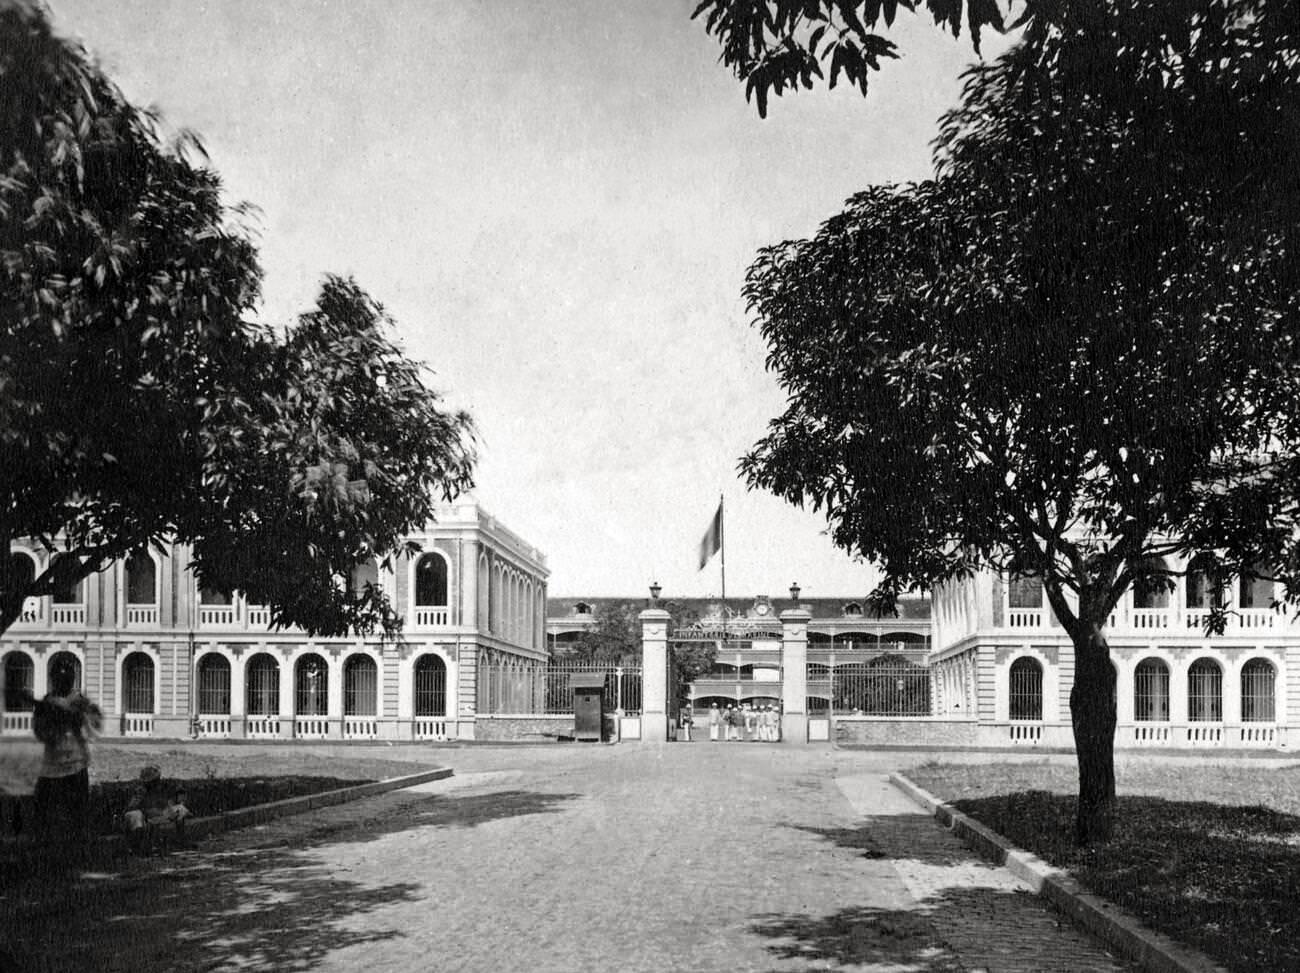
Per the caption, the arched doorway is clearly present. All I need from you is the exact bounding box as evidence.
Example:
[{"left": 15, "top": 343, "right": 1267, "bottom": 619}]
[
  {"left": 121, "top": 651, "right": 155, "bottom": 736},
  {"left": 294, "top": 653, "right": 329, "bottom": 738},
  {"left": 343, "top": 654, "right": 378, "bottom": 738},
  {"left": 196, "top": 653, "right": 232, "bottom": 737},
  {"left": 413, "top": 653, "right": 448, "bottom": 739}
]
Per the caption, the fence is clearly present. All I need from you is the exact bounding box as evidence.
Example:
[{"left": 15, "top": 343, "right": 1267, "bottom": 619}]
[
  {"left": 477, "top": 662, "right": 642, "bottom": 716},
  {"left": 823, "top": 656, "right": 933, "bottom": 717}
]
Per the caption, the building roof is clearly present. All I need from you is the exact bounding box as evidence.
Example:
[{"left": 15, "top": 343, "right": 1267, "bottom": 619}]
[{"left": 546, "top": 594, "right": 930, "bottom": 623}]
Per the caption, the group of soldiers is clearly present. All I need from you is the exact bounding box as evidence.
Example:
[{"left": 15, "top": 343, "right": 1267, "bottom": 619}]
[{"left": 679, "top": 701, "right": 781, "bottom": 742}]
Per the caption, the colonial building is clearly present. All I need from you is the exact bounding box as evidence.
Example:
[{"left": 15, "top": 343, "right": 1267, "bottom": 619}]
[
  {"left": 546, "top": 591, "right": 931, "bottom": 716},
  {"left": 930, "top": 553, "right": 1297, "bottom": 750},
  {"left": 0, "top": 501, "right": 547, "bottom": 742}
]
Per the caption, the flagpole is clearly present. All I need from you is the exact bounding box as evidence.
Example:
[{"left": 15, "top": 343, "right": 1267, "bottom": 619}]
[{"left": 719, "top": 494, "right": 726, "bottom": 631}]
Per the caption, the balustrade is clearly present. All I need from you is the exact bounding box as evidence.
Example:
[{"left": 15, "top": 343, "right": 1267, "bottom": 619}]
[
  {"left": 414, "top": 718, "right": 449, "bottom": 739},
  {"left": 414, "top": 606, "right": 450, "bottom": 627}
]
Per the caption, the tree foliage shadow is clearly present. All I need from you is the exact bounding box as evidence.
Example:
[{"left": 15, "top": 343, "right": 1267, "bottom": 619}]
[
  {"left": 750, "top": 904, "right": 966, "bottom": 971},
  {"left": 947, "top": 791, "right": 1300, "bottom": 973},
  {"left": 280, "top": 788, "right": 581, "bottom": 849},
  {"left": 0, "top": 787, "right": 580, "bottom": 972},
  {"left": 782, "top": 818, "right": 979, "bottom": 868}
]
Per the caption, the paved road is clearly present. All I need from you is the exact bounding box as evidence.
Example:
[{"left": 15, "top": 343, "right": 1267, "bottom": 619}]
[{"left": 3, "top": 744, "right": 1135, "bottom": 972}]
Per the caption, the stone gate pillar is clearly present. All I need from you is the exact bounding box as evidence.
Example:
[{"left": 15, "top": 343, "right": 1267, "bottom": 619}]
[
  {"left": 780, "top": 608, "right": 811, "bottom": 744},
  {"left": 639, "top": 608, "right": 671, "bottom": 743}
]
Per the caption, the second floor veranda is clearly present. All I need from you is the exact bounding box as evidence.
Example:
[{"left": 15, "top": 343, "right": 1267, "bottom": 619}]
[{"left": 999, "top": 553, "right": 1291, "bottom": 637}]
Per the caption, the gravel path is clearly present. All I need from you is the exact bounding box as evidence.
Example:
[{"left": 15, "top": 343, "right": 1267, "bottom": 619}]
[{"left": 1, "top": 743, "right": 1135, "bottom": 972}]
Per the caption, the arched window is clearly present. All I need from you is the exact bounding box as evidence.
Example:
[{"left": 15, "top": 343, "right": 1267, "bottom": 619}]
[
  {"left": 414, "top": 654, "right": 447, "bottom": 717},
  {"left": 1132, "top": 558, "right": 1171, "bottom": 609},
  {"left": 414, "top": 553, "right": 448, "bottom": 606},
  {"left": 50, "top": 553, "right": 83, "bottom": 604},
  {"left": 1241, "top": 658, "right": 1276, "bottom": 723},
  {"left": 197, "top": 654, "right": 231, "bottom": 715},
  {"left": 843, "top": 602, "right": 863, "bottom": 617},
  {"left": 2, "top": 651, "right": 34, "bottom": 711},
  {"left": 1239, "top": 566, "right": 1275, "bottom": 610},
  {"left": 122, "top": 652, "right": 155, "bottom": 713},
  {"left": 351, "top": 559, "right": 378, "bottom": 594},
  {"left": 343, "top": 655, "right": 378, "bottom": 716},
  {"left": 47, "top": 651, "right": 81, "bottom": 692},
  {"left": 295, "top": 653, "right": 329, "bottom": 716},
  {"left": 1007, "top": 561, "right": 1044, "bottom": 609},
  {"left": 125, "top": 551, "right": 158, "bottom": 605},
  {"left": 8, "top": 552, "right": 35, "bottom": 594},
  {"left": 1008, "top": 657, "right": 1044, "bottom": 720},
  {"left": 1134, "top": 658, "right": 1170, "bottom": 721},
  {"left": 1186, "top": 553, "right": 1228, "bottom": 609},
  {"left": 1188, "top": 658, "right": 1223, "bottom": 722},
  {"left": 575, "top": 602, "right": 592, "bottom": 615},
  {"left": 246, "top": 653, "right": 280, "bottom": 715}
]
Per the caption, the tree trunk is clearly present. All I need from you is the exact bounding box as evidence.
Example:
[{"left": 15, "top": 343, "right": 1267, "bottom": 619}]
[{"left": 1069, "top": 622, "right": 1117, "bottom": 845}]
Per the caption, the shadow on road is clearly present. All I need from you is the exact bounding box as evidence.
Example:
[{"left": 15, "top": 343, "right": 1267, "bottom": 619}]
[
  {"left": 750, "top": 904, "right": 966, "bottom": 972},
  {"left": 283, "top": 788, "right": 582, "bottom": 848},
  {"left": 0, "top": 787, "right": 580, "bottom": 972}
]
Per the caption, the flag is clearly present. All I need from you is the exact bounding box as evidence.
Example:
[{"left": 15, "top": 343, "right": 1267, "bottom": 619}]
[{"left": 698, "top": 501, "right": 722, "bottom": 570}]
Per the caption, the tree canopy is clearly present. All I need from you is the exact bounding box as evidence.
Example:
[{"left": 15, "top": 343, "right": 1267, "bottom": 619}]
[
  {"left": 732, "top": 0, "right": 1300, "bottom": 841},
  {"left": 0, "top": 2, "right": 474, "bottom": 638}
]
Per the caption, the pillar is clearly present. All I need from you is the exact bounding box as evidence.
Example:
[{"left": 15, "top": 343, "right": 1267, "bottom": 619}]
[
  {"left": 640, "top": 608, "right": 671, "bottom": 743},
  {"left": 781, "top": 608, "right": 811, "bottom": 744}
]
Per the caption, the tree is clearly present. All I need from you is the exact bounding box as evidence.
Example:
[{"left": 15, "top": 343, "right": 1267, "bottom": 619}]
[
  {"left": 0, "top": 2, "right": 474, "bottom": 640},
  {"left": 692, "top": 0, "right": 1010, "bottom": 117},
  {"left": 563, "top": 602, "right": 641, "bottom": 664},
  {"left": 735, "top": 2, "right": 1300, "bottom": 842}
]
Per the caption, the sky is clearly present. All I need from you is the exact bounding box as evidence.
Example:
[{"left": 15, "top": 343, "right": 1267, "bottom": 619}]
[{"left": 50, "top": 0, "right": 996, "bottom": 599}]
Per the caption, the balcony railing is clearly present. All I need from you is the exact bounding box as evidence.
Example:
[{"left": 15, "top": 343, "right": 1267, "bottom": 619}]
[
  {"left": 1007, "top": 608, "right": 1045, "bottom": 629},
  {"left": 414, "top": 606, "right": 450, "bottom": 627},
  {"left": 998, "top": 604, "right": 1287, "bottom": 635},
  {"left": 199, "top": 604, "right": 237, "bottom": 627},
  {"left": 50, "top": 604, "right": 85, "bottom": 626},
  {"left": 126, "top": 604, "right": 159, "bottom": 626}
]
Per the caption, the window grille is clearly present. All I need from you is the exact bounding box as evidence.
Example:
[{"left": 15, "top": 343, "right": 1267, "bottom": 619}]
[
  {"left": 3, "top": 652, "right": 34, "bottom": 711},
  {"left": 47, "top": 651, "right": 81, "bottom": 691},
  {"left": 122, "top": 652, "right": 155, "bottom": 713},
  {"left": 1241, "top": 659, "right": 1276, "bottom": 722},
  {"left": 1133, "top": 659, "right": 1170, "bottom": 721},
  {"left": 1008, "top": 657, "right": 1044, "bottom": 720},
  {"left": 1188, "top": 658, "right": 1223, "bottom": 722},
  {"left": 125, "top": 552, "right": 157, "bottom": 604},
  {"left": 295, "top": 654, "right": 329, "bottom": 716},
  {"left": 414, "top": 654, "right": 447, "bottom": 716},
  {"left": 246, "top": 653, "right": 280, "bottom": 715},
  {"left": 197, "top": 654, "right": 231, "bottom": 714},
  {"left": 343, "top": 655, "right": 378, "bottom": 716}
]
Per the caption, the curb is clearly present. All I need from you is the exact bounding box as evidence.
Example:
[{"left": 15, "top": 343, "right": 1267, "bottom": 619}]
[
  {"left": 101, "top": 767, "right": 454, "bottom": 851},
  {"left": 888, "top": 773, "right": 1227, "bottom": 973}
]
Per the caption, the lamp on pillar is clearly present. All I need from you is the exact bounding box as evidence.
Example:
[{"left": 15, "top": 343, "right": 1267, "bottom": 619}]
[
  {"left": 649, "top": 581, "right": 662, "bottom": 605},
  {"left": 789, "top": 582, "right": 801, "bottom": 604}
]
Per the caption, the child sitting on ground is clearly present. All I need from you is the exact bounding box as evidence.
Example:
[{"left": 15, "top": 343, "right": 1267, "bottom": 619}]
[{"left": 123, "top": 765, "right": 189, "bottom": 848}]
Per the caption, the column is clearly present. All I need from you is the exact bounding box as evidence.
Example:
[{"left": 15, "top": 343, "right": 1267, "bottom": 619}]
[
  {"left": 780, "top": 608, "right": 811, "bottom": 744},
  {"left": 640, "top": 608, "right": 671, "bottom": 743}
]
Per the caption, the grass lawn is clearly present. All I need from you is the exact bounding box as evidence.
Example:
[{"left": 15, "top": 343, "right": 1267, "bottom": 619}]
[
  {"left": 906, "top": 760, "right": 1300, "bottom": 973},
  {"left": 2, "top": 741, "right": 446, "bottom": 838}
]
